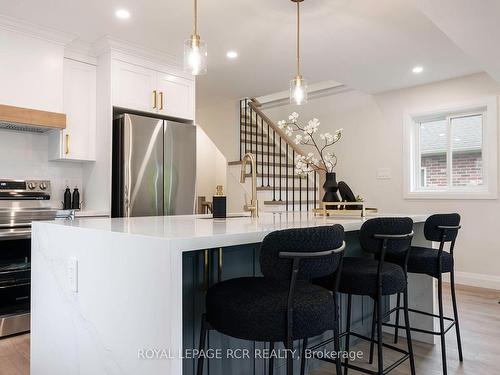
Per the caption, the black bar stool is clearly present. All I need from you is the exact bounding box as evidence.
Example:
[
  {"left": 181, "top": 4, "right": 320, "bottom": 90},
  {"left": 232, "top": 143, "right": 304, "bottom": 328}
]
[
  {"left": 196, "top": 225, "right": 346, "bottom": 375},
  {"left": 315, "top": 217, "right": 416, "bottom": 375},
  {"left": 381, "top": 213, "right": 463, "bottom": 375}
]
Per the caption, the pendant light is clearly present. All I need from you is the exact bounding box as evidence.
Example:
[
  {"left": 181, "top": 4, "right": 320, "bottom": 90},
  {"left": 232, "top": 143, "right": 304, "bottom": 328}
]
[
  {"left": 290, "top": 0, "right": 308, "bottom": 105},
  {"left": 184, "top": 0, "right": 207, "bottom": 75}
]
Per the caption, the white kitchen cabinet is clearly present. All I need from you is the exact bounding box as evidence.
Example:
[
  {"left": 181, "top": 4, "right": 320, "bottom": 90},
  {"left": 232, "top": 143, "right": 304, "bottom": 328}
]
[
  {"left": 112, "top": 60, "right": 157, "bottom": 113},
  {"left": 157, "top": 73, "right": 194, "bottom": 120},
  {"left": 112, "top": 60, "right": 194, "bottom": 120},
  {"left": 49, "top": 59, "right": 96, "bottom": 161},
  {"left": 0, "top": 29, "right": 64, "bottom": 112}
]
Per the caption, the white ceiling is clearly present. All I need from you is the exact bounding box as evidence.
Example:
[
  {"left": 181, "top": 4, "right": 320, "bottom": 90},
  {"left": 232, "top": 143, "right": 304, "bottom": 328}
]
[
  {"left": 415, "top": 0, "right": 500, "bottom": 87},
  {"left": 0, "top": 0, "right": 483, "bottom": 108}
]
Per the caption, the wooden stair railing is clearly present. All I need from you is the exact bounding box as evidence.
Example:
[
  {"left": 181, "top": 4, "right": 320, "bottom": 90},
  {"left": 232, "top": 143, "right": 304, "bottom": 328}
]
[{"left": 239, "top": 98, "right": 321, "bottom": 211}]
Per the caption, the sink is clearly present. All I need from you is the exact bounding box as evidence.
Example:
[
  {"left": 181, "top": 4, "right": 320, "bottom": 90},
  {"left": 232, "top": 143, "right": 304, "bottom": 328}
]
[{"left": 198, "top": 214, "right": 251, "bottom": 220}]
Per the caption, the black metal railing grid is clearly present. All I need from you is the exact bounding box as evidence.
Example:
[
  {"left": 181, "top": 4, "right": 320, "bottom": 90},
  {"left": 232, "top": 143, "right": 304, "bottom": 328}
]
[{"left": 239, "top": 98, "right": 319, "bottom": 211}]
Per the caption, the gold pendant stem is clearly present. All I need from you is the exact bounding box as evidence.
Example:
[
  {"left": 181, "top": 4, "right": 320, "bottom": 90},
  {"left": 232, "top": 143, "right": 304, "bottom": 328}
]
[
  {"left": 194, "top": 0, "right": 198, "bottom": 35},
  {"left": 296, "top": 0, "right": 300, "bottom": 77}
]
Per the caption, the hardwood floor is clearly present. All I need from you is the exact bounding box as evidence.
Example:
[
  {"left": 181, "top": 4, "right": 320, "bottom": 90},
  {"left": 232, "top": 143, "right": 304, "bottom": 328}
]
[
  {"left": 311, "top": 284, "right": 500, "bottom": 375},
  {"left": 0, "top": 284, "right": 498, "bottom": 375},
  {"left": 0, "top": 332, "right": 29, "bottom": 375}
]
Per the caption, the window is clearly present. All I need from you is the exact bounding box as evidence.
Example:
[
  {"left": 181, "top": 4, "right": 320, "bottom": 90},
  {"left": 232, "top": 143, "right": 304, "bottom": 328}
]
[{"left": 404, "top": 98, "right": 497, "bottom": 199}]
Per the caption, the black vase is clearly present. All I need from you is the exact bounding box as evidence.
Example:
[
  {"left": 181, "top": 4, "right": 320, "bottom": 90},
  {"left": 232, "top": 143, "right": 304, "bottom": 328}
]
[{"left": 322, "top": 172, "right": 340, "bottom": 203}]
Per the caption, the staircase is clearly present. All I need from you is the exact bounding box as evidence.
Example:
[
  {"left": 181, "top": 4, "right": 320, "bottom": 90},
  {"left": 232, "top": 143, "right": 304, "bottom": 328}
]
[{"left": 229, "top": 98, "right": 321, "bottom": 212}]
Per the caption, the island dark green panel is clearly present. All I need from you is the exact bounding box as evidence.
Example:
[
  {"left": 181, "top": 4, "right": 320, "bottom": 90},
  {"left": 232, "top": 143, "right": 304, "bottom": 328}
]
[{"left": 182, "top": 232, "right": 386, "bottom": 375}]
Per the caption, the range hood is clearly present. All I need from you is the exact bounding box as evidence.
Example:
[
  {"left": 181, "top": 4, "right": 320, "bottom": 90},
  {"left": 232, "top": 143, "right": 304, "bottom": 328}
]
[{"left": 0, "top": 104, "right": 66, "bottom": 133}]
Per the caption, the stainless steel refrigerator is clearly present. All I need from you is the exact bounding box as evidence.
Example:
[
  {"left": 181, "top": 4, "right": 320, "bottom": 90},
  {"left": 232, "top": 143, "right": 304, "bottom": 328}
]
[{"left": 112, "top": 113, "right": 196, "bottom": 217}]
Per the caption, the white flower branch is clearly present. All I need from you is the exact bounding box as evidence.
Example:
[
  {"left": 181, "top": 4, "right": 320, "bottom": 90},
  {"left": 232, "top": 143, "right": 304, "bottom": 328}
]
[{"left": 278, "top": 112, "right": 343, "bottom": 175}]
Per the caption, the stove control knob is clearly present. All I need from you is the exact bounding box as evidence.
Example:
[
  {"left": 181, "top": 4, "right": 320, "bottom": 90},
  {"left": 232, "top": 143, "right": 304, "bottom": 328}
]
[
  {"left": 28, "top": 182, "right": 37, "bottom": 190},
  {"left": 39, "top": 182, "right": 48, "bottom": 190}
]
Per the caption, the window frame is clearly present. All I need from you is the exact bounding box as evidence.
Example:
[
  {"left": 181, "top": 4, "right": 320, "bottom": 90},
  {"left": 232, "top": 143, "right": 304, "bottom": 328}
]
[{"left": 403, "top": 97, "right": 498, "bottom": 200}]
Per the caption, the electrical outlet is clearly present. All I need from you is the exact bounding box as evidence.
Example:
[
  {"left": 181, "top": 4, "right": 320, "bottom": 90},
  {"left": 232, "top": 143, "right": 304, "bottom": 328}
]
[
  {"left": 376, "top": 168, "right": 392, "bottom": 180},
  {"left": 68, "top": 258, "right": 78, "bottom": 292}
]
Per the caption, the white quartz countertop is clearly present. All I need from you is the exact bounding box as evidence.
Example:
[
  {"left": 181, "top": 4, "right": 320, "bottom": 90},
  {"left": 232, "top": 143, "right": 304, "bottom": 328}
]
[{"left": 35, "top": 212, "right": 429, "bottom": 251}]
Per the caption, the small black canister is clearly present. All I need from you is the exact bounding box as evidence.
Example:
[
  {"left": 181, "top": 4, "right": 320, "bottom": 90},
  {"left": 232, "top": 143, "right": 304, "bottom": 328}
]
[
  {"left": 72, "top": 187, "right": 80, "bottom": 210},
  {"left": 63, "top": 187, "right": 72, "bottom": 210},
  {"left": 212, "top": 185, "right": 227, "bottom": 219}
]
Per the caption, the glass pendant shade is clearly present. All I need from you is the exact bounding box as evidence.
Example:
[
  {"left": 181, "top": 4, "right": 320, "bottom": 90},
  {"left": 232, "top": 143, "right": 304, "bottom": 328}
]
[
  {"left": 184, "top": 36, "right": 207, "bottom": 76},
  {"left": 290, "top": 76, "right": 308, "bottom": 105}
]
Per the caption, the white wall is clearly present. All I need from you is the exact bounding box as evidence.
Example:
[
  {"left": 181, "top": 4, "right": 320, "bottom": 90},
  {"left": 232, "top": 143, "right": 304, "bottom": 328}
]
[
  {"left": 0, "top": 130, "right": 83, "bottom": 205},
  {"left": 195, "top": 126, "right": 227, "bottom": 205},
  {"left": 264, "top": 73, "right": 500, "bottom": 289},
  {"left": 196, "top": 100, "right": 240, "bottom": 162}
]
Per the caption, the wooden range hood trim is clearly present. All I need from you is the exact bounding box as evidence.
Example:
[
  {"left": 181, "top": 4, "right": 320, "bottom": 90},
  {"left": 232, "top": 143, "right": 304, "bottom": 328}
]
[{"left": 0, "top": 104, "right": 66, "bottom": 129}]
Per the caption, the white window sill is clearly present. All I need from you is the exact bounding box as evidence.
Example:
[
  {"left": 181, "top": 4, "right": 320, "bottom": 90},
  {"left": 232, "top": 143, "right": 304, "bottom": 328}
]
[{"left": 404, "top": 189, "right": 497, "bottom": 200}]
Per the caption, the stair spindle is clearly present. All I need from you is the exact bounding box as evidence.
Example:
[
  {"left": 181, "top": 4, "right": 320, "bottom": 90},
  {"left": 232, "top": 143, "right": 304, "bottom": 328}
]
[{"left": 273, "top": 129, "right": 276, "bottom": 201}]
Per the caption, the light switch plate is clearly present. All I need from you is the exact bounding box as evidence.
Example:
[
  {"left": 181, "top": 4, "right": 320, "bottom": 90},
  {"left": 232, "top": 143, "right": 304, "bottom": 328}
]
[
  {"left": 376, "top": 168, "right": 392, "bottom": 180},
  {"left": 68, "top": 258, "right": 78, "bottom": 292}
]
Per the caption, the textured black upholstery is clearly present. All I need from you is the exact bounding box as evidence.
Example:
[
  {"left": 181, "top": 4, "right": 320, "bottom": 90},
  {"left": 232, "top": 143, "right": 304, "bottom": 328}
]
[
  {"left": 316, "top": 257, "right": 406, "bottom": 296},
  {"left": 360, "top": 217, "right": 413, "bottom": 255},
  {"left": 205, "top": 225, "right": 345, "bottom": 343},
  {"left": 424, "top": 213, "right": 461, "bottom": 242},
  {"left": 260, "top": 225, "right": 344, "bottom": 280},
  {"left": 206, "top": 277, "right": 335, "bottom": 341},
  {"left": 386, "top": 246, "right": 454, "bottom": 278},
  {"left": 316, "top": 218, "right": 412, "bottom": 297}
]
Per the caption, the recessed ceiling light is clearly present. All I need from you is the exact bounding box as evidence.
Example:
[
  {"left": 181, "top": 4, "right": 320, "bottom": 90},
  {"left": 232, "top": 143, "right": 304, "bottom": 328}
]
[
  {"left": 115, "top": 9, "right": 130, "bottom": 20},
  {"left": 226, "top": 51, "right": 238, "bottom": 59},
  {"left": 412, "top": 66, "right": 424, "bottom": 74}
]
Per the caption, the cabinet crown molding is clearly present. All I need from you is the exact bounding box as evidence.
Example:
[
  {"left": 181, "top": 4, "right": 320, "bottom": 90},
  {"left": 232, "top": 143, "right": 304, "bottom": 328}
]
[
  {"left": 0, "top": 15, "right": 75, "bottom": 46},
  {"left": 93, "top": 36, "right": 184, "bottom": 72}
]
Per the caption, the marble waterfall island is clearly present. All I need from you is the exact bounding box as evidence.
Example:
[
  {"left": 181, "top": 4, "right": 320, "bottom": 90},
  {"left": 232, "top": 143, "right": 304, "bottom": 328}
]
[{"left": 31, "top": 212, "right": 435, "bottom": 375}]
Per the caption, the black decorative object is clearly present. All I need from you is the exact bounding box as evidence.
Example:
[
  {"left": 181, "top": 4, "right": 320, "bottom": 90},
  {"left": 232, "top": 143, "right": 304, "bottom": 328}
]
[
  {"left": 63, "top": 187, "right": 72, "bottom": 210},
  {"left": 322, "top": 172, "right": 340, "bottom": 203},
  {"left": 212, "top": 185, "right": 227, "bottom": 219},
  {"left": 338, "top": 181, "right": 362, "bottom": 210},
  {"left": 71, "top": 187, "right": 80, "bottom": 210}
]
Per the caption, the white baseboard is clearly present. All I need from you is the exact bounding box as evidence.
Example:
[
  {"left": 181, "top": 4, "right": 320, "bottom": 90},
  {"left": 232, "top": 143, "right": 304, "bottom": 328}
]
[{"left": 443, "top": 271, "right": 500, "bottom": 291}]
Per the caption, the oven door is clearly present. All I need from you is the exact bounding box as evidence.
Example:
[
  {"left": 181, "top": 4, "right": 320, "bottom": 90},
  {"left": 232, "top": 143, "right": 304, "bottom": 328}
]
[
  {"left": 0, "top": 227, "right": 31, "bottom": 240},
  {"left": 0, "top": 233, "right": 31, "bottom": 337}
]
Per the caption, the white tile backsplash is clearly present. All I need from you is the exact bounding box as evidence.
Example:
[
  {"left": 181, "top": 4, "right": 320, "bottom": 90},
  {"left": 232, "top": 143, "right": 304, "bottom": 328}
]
[{"left": 0, "top": 129, "right": 84, "bottom": 207}]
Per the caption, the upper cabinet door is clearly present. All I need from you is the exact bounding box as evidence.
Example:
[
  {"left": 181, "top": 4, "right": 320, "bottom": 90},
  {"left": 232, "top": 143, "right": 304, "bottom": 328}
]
[
  {"left": 156, "top": 73, "right": 195, "bottom": 120},
  {"left": 63, "top": 59, "right": 97, "bottom": 161},
  {"left": 113, "top": 61, "right": 157, "bottom": 113},
  {"left": 0, "top": 29, "right": 63, "bottom": 112},
  {"left": 49, "top": 59, "right": 96, "bottom": 161}
]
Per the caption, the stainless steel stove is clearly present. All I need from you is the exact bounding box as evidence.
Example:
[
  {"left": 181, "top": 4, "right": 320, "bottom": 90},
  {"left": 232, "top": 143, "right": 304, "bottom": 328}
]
[{"left": 0, "top": 179, "right": 73, "bottom": 337}]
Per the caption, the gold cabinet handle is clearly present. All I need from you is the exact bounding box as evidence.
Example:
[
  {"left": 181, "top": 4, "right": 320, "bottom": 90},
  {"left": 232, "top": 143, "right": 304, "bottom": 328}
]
[
  {"left": 153, "top": 90, "right": 157, "bottom": 109},
  {"left": 65, "top": 134, "right": 70, "bottom": 155},
  {"left": 159, "top": 91, "right": 164, "bottom": 111}
]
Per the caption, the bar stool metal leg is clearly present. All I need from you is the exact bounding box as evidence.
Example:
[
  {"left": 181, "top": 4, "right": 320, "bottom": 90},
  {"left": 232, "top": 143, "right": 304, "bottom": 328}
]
[
  {"left": 369, "top": 299, "right": 377, "bottom": 364},
  {"left": 450, "top": 269, "right": 464, "bottom": 362},
  {"left": 197, "top": 314, "right": 208, "bottom": 375},
  {"left": 269, "top": 342, "right": 275, "bottom": 375},
  {"left": 438, "top": 275, "right": 448, "bottom": 375},
  {"left": 343, "top": 294, "right": 352, "bottom": 375},
  {"left": 403, "top": 289, "right": 416, "bottom": 375},
  {"left": 394, "top": 293, "right": 401, "bottom": 344},
  {"left": 300, "top": 338, "right": 308, "bottom": 375},
  {"left": 376, "top": 293, "right": 384, "bottom": 375},
  {"left": 333, "top": 313, "right": 342, "bottom": 375}
]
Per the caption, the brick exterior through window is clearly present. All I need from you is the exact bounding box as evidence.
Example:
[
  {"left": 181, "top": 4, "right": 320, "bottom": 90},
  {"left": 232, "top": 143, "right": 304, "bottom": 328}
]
[{"left": 421, "top": 151, "right": 483, "bottom": 187}]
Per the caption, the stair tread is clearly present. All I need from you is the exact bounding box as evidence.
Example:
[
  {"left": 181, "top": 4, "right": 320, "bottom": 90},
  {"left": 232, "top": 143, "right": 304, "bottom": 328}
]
[
  {"left": 245, "top": 173, "right": 311, "bottom": 179},
  {"left": 229, "top": 160, "right": 294, "bottom": 167},
  {"left": 264, "top": 199, "right": 320, "bottom": 206},
  {"left": 257, "top": 186, "right": 317, "bottom": 191},
  {"left": 239, "top": 152, "right": 287, "bottom": 158}
]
